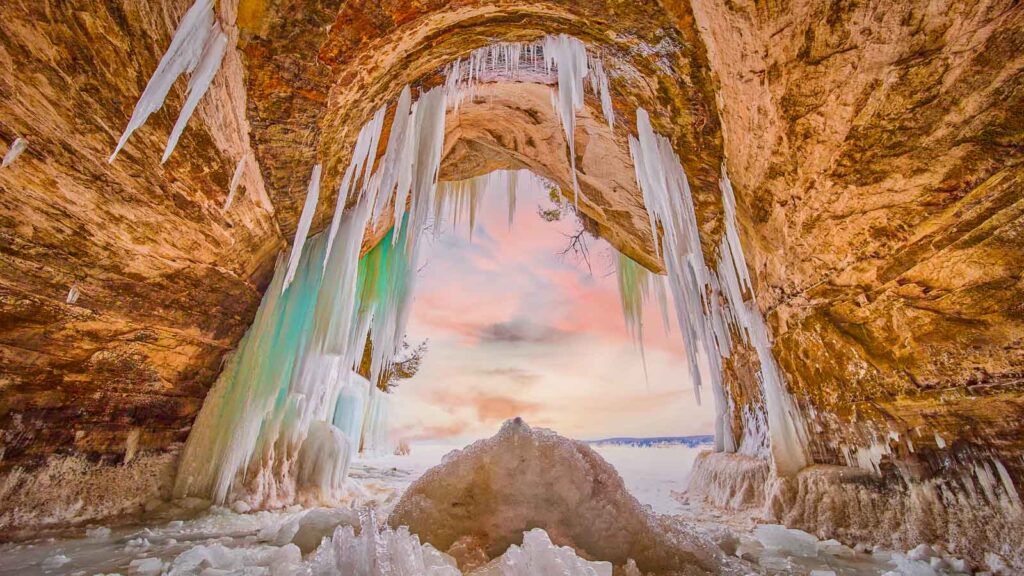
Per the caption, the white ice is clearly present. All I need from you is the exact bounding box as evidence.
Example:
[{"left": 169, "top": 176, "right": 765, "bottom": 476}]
[{"left": 2, "top": 137, "right": 27, "bottom": 168}]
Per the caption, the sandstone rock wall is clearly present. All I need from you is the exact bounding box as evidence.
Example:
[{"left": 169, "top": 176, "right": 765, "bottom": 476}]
[{"left": 0, "top": 0, "right": 281, "bottom": 480}]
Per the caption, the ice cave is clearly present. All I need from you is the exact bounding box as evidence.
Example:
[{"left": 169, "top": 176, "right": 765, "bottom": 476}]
[{"left": 0, "top": 1, "right": 1022, "bottom": 575}]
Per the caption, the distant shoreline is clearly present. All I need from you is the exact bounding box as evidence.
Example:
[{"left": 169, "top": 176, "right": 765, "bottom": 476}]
[{"left": 586, "top": 435, "right": 714, "bottom": 448}]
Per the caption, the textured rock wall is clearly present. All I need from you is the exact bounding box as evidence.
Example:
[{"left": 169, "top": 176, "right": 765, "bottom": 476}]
[
  {"left": 0, "top": 0, "right": 281, "bottom": 483},
  {"left": 687, "top": 0, "right": 1024, "bottom": 470}
]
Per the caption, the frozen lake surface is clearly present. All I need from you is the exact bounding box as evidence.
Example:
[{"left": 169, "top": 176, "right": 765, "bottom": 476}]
[{"left": 0, "top": 444, "right": 967, "bottom": 575}]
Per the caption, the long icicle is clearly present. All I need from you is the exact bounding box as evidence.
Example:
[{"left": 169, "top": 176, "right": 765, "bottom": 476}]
[
  {"left": 109, "top": 0, "right": 216, "bottom": 162},
  {"left": 282, "top": 164, "right": 322, "bottom": 294}
]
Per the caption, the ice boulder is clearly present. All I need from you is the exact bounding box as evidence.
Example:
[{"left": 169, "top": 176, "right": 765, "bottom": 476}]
[{"left": 389, "top": 418, "right": 737, "bottom": 574}]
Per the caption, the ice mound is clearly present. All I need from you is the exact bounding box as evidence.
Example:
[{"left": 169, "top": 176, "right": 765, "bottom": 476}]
[
  {"left": 390, "top": 418, "right": 737, "bottom": 574},
  {"left": 471, "top": 528, "right": 612, "bottom": 576},
  {"left": 308, "top": 510, "right": 461, "bottom": 576}
]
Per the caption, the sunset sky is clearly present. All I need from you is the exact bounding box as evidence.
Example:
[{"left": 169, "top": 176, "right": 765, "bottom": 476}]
[{"left": 391, "top": 174, "right": 715, "bottom": 444}]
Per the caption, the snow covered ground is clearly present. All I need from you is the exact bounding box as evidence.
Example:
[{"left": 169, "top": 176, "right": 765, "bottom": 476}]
[{"left": 0, "top": 444, "right": 974, "bottom": 576}]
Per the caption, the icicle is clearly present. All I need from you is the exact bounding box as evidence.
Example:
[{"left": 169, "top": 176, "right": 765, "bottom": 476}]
[
  {"left": 615, "top": 252, "right": 652, "bottom": 383},
  {"left": 66, "top": 285, "right": 81, "bottom": 305},
  {"left": 161, "top": 22, "right": 229, "bottom": 163},
  {"left": 629, "top": 111, "right": 807, "bottom": 472},
  {"left": 223, "top": 155, "right": 246, "bottom": 211},
  {"left": 2, "top": 137, "right": 27, "bottom": 168},
  {"left": 109, "top": 0, "right": 216, "bottom": 162},
  {"left": 589, "top": 55, "right": 615, "bottom": 129},
  {"left": 543, "top": 34, "right": 588, "bottom": 207},
  {"left": 282, "top": 164, "right": 322, "bottom": 294}
]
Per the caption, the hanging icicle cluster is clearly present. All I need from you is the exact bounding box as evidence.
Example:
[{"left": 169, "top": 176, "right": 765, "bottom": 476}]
[
  {"left": 176, "top": 34, "right": 626, "bottom": 506},
  {"left": 614, "top": 252, "right": 670, "bottom": 382},
  {"left": 445, "top": 36, "right": 616, "bottom": 207},
  {"left": 628, "top": 108, "right": 809, "bottom": 475},
  {"left": 175, "top": 83, "right": 450, "bottom": 507},
  {"left": 109, "top": 0, "right": 230, "bottom": 164},
  {"left": 434, "top": 169, "right": 553, "bottom": 236}
]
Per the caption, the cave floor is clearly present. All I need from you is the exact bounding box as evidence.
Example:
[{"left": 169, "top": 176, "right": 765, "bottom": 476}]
[{"left": 0, "top": 446, "right": 946, "bottom": 575}]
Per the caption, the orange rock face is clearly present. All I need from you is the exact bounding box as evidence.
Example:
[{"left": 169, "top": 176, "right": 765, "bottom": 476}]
[{"left": 0, "top": 0, "right": 1021, "bottom": 543}]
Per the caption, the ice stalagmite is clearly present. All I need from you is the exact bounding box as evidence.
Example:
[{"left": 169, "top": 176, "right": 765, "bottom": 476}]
[
  {"left": 110, "top": 0, "right": 216, "bottom": 162},
  {"left": 2, "top": 137, "right": 27, "bottom": 168},
  {"left": 282, "top": 164, "right": 322, "bottom": 294},
  {"left": 161, "top": 22, "right": 229, "bottom": 163}
]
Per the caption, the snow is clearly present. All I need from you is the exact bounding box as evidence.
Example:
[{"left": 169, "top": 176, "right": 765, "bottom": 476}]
[
  {"left": 0, "top": 442, "right": 971, "bottom": 576},
  {"left": 2, "top": 137, "right": 27, "bottom": 168}
]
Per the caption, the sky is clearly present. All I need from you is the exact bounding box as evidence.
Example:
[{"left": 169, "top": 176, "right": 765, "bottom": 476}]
[{"left": 390, "top": 173, "right": 714, "bottom": 444}]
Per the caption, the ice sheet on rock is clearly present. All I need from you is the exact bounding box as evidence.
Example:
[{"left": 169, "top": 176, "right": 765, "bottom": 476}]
[
  {"left": 66, "top": 284, "right": 81, "bottom": 305},
  {"left": 471, "top": 528, "right": 612, "bottom": 576},
  {"left": 2, "top": 137, "right": 27, "bottom": 168},
  {"left": 390, "top": 418, "right": 734, "bottom": 575}
]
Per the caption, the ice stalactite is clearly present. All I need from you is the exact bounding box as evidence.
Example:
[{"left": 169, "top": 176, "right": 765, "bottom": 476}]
[
  {"left": 615, "top": 252, "right": 658, "bottom": 381},
  {"left": 332, "top": 373, "right": 370, "bottom": 448},
  {"left": 434, "top": 169, "right": 550, "bottom": 236},
  {"left": 2, "top": 137, "right": 27, "bottom": 168},
  {"left": 65, "top": 284, "right": 81, "bottom": 305},
  {"left": 588, "top": 56, "right": 615, "bottom": 130},
  {"left": 445, "top": 36, "right": 607, "bottom": 207},
  {"left": 543, "top": 34, "right": 588, "bottom": 207},
  {"left": 109, "top": 0, "right": 232, "bottom": 163},
  {"left": 223, "top": 155, "right": 246, "bottom": 211},
  {"left": 175, "top": 86, "right": 449, "bottom": 507},
  {"left": 161, "top": 22, "right": 228, "bottom": 163},
  {"left": 715, "top": 170, "right": 808, "bottom": 475},
  {"left": 360, "top": 388, "right": 391, "bottom": 456},
  {"left": 629, "top": 108, "right": 808, "bottom": 473},
  {"left": 282, "top": 164, "right": 322, "bottom": 294}
]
